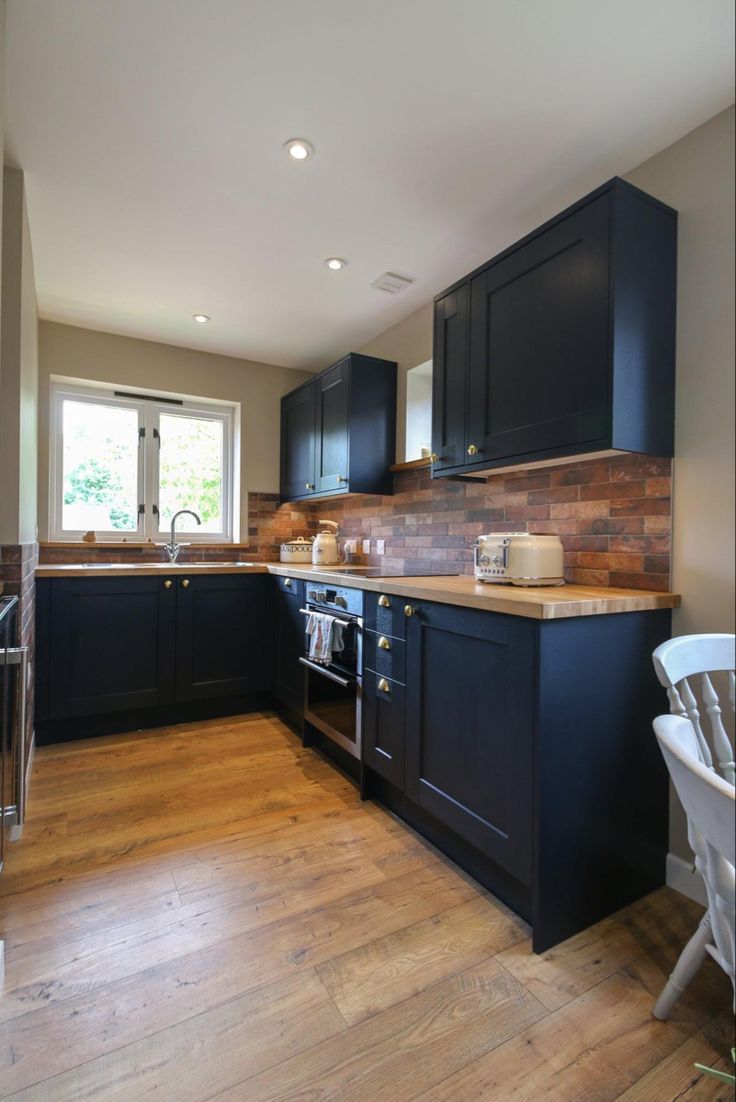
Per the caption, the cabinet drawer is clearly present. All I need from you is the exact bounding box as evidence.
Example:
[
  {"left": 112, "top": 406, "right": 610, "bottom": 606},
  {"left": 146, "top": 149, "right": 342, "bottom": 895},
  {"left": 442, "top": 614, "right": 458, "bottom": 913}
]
[
  {"left": 362, "top": 672, "right": 405, "bottom": 789},
  {"left": 363, "top": 629, "right": 405, "bottom": 685},
  {"left": 364, "top": 592, "right": 411, "bottom": 640},
  {"left": 275, "top": 575, "right": 304, "bottom": 598}
]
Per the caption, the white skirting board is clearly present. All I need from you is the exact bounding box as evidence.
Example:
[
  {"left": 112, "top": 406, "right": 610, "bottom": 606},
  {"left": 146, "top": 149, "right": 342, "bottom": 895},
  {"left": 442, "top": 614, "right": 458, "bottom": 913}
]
[{"left": 666, "top": 852, "right": 707, "bottom": 907}]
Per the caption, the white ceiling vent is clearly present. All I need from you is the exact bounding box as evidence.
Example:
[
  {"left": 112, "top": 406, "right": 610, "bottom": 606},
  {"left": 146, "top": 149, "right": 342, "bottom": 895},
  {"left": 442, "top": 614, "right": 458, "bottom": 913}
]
[{"left": 370, "top": 271, "right": 415, "bottom": 295}]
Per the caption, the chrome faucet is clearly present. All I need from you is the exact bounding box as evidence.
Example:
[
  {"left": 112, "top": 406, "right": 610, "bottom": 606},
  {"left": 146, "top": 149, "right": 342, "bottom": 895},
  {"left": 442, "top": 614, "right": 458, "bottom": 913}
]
[{"left": 163, "top": 509, "right": 202, "bottom": 563}]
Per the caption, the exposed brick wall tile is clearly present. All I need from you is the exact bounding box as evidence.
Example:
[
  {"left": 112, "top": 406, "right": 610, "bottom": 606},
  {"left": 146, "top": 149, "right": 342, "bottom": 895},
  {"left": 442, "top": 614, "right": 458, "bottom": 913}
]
[{"left": 38, "top": 456, "right": 672, "bottom": 591}]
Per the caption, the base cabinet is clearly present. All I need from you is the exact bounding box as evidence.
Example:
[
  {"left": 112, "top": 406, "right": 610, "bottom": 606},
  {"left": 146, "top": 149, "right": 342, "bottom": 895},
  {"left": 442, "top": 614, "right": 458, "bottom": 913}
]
[
  {"left": 36, "top": 574, "right": 269, "bottom": 728},
  {"left": 405, "top": 602, "right": 535, "bottom": 886},
  {"left": 176, "top": 575, "right": 267, "bottom": 701},
  {"left": 270, "top": 576, "right": 305, "bottom": 725},
  {"left": 43, "top": 576, "right": 177, "bottom": 720},
  {"left": 362, "top": 593, "right": 672, "bottom": 952}
]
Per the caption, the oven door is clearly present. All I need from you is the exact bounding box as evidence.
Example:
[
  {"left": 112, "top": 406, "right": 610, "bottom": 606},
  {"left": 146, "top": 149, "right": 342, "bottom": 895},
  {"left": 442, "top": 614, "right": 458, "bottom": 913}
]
[{"left": 301, "top": 657, "right": 362, "bottom": 759}]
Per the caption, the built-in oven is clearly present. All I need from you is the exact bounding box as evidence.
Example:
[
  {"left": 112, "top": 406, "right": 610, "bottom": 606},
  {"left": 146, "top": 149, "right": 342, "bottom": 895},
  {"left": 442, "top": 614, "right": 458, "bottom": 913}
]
[{"left": 299, "top": 584, "right": 363, "bottom": 759}]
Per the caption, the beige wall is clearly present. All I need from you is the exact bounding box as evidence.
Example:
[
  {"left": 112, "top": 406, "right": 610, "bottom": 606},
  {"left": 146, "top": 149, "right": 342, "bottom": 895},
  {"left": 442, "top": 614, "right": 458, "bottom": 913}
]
[
  {"left": 0, "top": 166, "right": 38, "bottom": 544},
  {"left": 626, "top": 106, "right": 736, "bottom": 862},
  {"left": 37, "top": 321, "right": 311, "bottom": 538},
  {"left": 352, "top": 106, "right": 736, "bottom": 864},
  {"left": 358, "top": 301, "right": 433, "bottom": 464}
]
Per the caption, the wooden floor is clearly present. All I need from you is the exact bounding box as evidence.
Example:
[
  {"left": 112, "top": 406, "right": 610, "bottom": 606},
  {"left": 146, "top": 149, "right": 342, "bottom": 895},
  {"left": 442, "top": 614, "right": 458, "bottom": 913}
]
[{"left": 0, "top": 713, "right": 733, "bottom": 1101}]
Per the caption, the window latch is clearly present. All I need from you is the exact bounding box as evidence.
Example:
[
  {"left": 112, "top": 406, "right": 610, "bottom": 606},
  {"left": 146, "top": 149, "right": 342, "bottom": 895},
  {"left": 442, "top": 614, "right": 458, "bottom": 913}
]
[
  {"left": 153, "top": 428, "right": 161, "bottom": 448},
  {"left": 152, "top": 504, "right": 159, "bottom": 516},
  {"left": 138, "top": 427, "right": 145, "bottom": 447},
  {"left": 138, "top": 503, "right": 145, "bottom": 516}
]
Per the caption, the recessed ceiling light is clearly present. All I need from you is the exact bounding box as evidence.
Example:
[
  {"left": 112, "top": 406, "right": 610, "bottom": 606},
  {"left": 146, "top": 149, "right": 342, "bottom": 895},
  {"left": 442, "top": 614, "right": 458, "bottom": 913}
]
[
  {"left": 192, "top": 313, "right": 211, "bottom": 323},
  {"left": 284, "top": 138, "right": 314, "bottom": 162},
  {"left": 324, "top": 257, "right": 347, "bottom": 271}
]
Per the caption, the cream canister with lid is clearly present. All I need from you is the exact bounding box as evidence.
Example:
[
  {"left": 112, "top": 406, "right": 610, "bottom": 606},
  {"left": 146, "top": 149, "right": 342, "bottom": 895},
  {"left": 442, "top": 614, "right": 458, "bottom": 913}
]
[{"left": 279, "top": 537, "right": 314, "bottom": 563}]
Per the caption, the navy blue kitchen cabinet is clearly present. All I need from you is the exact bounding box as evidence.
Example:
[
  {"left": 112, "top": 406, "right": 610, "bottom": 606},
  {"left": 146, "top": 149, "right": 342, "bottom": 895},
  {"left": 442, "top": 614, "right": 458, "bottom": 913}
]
[
  {"left": 432, "top": 178, "right": 677, "bottom": 476},
  {"left": 175, "top": 574, "right": 267, "bottom": 701},
  {"left": 35, "top": 573, "right": 270, "bottom": 740},
  {"left": 39, "top": 575, "right": 177, "bottom": 721},
  {"left": 280, "top": 353, "right": 397, "bottom": 503},
  {"left": 404, "top": 601, "right": 535, "bottom": 886},
  {"left": 362, "top": 594, "right": 672, "bottom": 953},
  {"left": 280, "top": 383, "right": 317, "bottom": 502},
  {"left": 270, "top": 575, "right": 305, "bottom": 728}
]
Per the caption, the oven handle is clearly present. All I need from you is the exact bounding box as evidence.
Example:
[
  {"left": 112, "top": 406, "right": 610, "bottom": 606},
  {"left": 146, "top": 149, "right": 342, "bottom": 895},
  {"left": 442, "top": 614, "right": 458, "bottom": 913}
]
[
  {"left": 298, "top": 657, "right": 354, "bottom": 688},
  {"left": 298, "top": 608, "right": 353, "bottom": 628}
]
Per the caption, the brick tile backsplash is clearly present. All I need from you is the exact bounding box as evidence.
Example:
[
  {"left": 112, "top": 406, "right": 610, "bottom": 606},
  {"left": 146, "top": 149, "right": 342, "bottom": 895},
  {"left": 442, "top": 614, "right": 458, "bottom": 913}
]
[{"left": 39, "top": 454, "right": 672, "bottom": 591}]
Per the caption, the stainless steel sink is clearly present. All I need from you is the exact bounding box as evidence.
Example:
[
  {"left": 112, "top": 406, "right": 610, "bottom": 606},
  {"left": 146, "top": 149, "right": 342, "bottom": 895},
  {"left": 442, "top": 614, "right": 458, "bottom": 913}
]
[{"left": 80, "top": 561, "right": 262, "bottom": 569}]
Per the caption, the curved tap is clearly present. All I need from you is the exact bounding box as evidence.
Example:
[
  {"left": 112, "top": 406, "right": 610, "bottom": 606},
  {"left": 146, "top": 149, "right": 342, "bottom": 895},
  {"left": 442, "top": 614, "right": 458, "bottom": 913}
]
[{"left": 163, "top": 509, "right": 202, "bottom": 563}]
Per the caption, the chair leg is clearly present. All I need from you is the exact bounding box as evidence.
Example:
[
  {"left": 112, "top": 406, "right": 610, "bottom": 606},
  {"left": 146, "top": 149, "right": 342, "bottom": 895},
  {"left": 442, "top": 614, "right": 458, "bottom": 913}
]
[{"left": 653, "top": 910, "right": 713, "bottom": 1020}]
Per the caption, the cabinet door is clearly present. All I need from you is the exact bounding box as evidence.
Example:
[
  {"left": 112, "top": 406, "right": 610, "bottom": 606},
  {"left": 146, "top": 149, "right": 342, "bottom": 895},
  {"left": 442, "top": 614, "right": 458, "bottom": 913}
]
[
  {"left": 362, "top": 671, "right": 405, "bottom": 788},
  {"left": 405, "top": 601, "right": 535, "bottom": 884},
  {"left": 281, "top": 383, "right": 317, "bottom": 501},
  {"left": 315, "top": 360, "right": 350, "bottom": 493},
  {"left": 467, "top": 194, "right": 611, "bottom": 465},
  {"left": 175, "top": 575, "right": 267, "bottom": 702},
  {"left": 47, "top": 577, "right": 176, "bottom": 719},
  {"left": 271, "top": 576, "right": 305, "bottom": 715},
  {"left": 431, "top": 286, "right": 468, "bottom": 473}
]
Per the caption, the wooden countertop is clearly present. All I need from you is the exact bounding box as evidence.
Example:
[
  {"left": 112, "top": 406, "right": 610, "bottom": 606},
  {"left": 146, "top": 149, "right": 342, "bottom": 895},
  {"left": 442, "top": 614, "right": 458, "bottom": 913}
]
[{"left": 36, "top": 561, "right": 680, "bottom": 620}]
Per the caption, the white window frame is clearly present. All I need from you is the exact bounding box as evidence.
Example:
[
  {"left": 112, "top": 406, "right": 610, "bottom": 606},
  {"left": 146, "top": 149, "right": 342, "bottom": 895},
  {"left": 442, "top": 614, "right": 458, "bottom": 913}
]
[{"left": 49, "top": 382, "right": 235, "bottom": 543}]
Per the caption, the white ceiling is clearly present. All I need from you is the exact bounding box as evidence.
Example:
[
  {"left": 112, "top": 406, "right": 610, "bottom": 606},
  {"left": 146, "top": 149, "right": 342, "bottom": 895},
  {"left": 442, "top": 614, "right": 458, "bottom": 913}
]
[{"left": 5, "top": 0, "right": 734, "bottom": 371}]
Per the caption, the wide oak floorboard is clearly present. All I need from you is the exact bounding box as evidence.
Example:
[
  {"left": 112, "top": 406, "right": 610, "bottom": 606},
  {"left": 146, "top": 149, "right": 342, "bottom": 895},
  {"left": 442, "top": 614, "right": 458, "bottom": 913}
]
[{"left": 0, "top": 712, "right": 731, "bottom": 1101}]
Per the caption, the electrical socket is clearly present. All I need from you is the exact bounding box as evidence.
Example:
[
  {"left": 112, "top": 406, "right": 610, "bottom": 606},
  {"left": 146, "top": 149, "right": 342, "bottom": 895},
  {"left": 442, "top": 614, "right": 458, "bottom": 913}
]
[
  {"left": 376, "top": 539, "right": 385, "bottom": 555},
  {"left": 362, "top": 539, "right": 371, "bottom": 555},
  {"left": 344, "top": 538, "right": 357, "bottom": 554}
]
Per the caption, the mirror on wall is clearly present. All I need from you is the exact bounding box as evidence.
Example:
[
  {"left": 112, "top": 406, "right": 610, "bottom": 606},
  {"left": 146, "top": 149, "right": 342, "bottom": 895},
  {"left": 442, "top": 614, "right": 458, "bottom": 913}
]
[{"left": 405, "top": 359, "right": 432, "bottom": 461}]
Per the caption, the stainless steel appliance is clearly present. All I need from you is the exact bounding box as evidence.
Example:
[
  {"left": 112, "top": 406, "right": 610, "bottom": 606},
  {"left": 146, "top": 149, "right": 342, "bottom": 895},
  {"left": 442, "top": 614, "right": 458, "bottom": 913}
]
[
  {"left": 0, "top": 596, "right": 27, "bottom": 874},
  {"left": 299, "top": 584, "right": 363, "bottom": 759},
  {"left": 474, "top": 532, "right": 564, "bottom": 586}
]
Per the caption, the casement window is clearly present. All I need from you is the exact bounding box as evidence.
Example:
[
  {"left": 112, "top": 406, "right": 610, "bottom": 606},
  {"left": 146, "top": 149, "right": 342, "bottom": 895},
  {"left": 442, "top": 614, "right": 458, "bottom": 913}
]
[{"left": 49, "top": 382, "right": 235, "bottom": 542}]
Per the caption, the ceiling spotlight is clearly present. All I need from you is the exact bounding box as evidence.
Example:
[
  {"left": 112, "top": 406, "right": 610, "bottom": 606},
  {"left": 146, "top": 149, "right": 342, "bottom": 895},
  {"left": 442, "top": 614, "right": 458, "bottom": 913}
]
[
  {"left": 192, "top": 314, "right": 211, "bottom": 323},
  {"left": 324, "top": 257, "right": 347, "bottom": 271},
  {"left": 284, "top": 138, "right": 314, "bottom": 162}
]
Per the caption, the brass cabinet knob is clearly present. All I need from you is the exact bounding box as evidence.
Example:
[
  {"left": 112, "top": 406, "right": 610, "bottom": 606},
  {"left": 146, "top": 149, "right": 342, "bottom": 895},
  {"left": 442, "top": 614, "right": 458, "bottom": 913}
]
[
  {"left": 181, "top": 578, "right": 190, "bottom": 588},
  {"left": 430, "top": 453, "right": 439, "bottom": 463},
  {"left": 164, "top": 579, "right": 173, "bottom": 589},
  {"left": 378, "top": 677, "right": 391, "bottom": 694},
  {"left": 305, "top": 482, "right": 315, "bottom": 491},
  {"left": 377, "top": 636, "right": 391, "bottom": 651},
  {"left": 378, "top": 594, "right": 391, "bottom": 608},
  {"left": 284, "top": 578, "right": 292, "bottom": 588},
  {"left": 467, "top": 443, "right": 479, "bottom": 456},
  {"left": 404, "top": 604, "right": 416, "bottom": 617},
  {"left": 336, "top": 474, "right": 346, "bottom": 483}
]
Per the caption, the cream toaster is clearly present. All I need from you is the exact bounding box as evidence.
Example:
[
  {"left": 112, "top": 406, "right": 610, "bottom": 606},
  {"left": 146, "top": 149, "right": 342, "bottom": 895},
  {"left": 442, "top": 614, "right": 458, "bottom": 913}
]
[{"left": 474, "top": 533, "right": 564, "bottom": 586}]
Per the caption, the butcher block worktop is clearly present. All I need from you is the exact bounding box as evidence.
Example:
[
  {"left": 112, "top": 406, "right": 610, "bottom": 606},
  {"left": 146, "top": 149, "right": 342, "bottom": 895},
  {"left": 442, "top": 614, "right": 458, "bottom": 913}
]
[{"left": 36, "top": 561, "right": 680, "bottom": 620}]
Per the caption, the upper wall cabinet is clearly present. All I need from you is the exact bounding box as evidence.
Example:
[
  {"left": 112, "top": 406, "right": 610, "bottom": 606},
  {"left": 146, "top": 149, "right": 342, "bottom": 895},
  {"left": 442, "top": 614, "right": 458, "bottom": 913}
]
[
  {"left": 280, "top": 353, "right": 397, "bottom": 502},
  {"left": 431, "top": 178, "right": 677, "bottom": 478}
]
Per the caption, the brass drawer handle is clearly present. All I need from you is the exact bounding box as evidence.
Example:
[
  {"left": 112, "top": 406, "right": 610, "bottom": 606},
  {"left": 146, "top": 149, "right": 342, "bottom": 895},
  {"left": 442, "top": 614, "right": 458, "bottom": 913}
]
[
  {"left": 378, "top": 677, "right": 391, "bottom": 694},
  {"left": 404, "top": 604, "right": 416, "bottom": 617},
  {"left": 377, "top": 636, "right": 391, "bottom": 651},
  {"left": 467, "top": 443, "right": 479, "bottom": 456},
  {"left": 181, "top": 579, "right": 190, "bottom": 588},
  {"left": 164, "top": 579, "right": 173, "bottom": 589},
  {"left": 378, "top": 594, "right": 391, "bottom": 608}
]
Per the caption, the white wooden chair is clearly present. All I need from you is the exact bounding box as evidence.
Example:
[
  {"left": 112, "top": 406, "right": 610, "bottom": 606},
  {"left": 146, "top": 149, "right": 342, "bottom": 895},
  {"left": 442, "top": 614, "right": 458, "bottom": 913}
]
[
  {"left": 652, "top": 634, "right": 735, "bottom": 785},
  {"left": 652, "top": 714, "right": 735, "bottom": 1018},
  {"left": 651, "top": 634, "right": 735, "bottom": 1020}
]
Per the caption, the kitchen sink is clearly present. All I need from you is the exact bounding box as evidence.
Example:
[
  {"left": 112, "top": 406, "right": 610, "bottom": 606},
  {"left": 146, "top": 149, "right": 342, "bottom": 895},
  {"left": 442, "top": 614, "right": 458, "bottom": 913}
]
[{"left": 80, "top": 561, "right": 262, "bottom": 569}]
